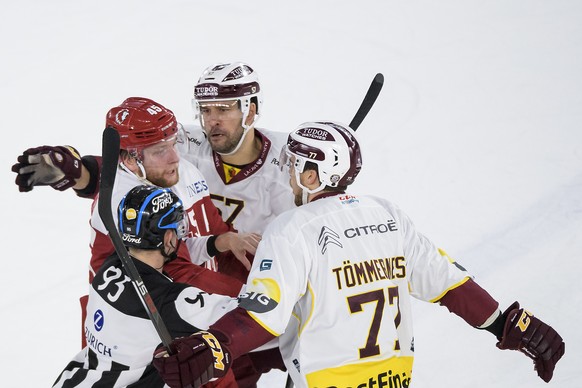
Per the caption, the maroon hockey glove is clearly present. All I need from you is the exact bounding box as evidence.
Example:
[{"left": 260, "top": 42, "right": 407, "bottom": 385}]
[
  {"left": 496, "top": 302, "right": 565, "bottom": 383},
  {"left": 153, "top": 331, "right": 232, "bottom": 388},
  {"left": 11, "top": 145, "right": 82, "bottom": 192}
]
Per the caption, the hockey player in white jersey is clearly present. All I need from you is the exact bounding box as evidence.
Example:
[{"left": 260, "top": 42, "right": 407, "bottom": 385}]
[
  {"left": 53, "top": 185, "right": 239, "bottom": 387},
  {"left": 152, "top": 121, "right": 565, "bottom": 388},
  {"left": 182, "top": 62, "right": 294, "bottom": 387},
  {"left": 183, "top": 62, "right": 294, "bottom": 238}
]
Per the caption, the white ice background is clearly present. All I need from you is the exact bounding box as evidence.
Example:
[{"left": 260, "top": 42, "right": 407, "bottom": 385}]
[{"left": 1, "top": 1, "right": 581, "bottom": 387}]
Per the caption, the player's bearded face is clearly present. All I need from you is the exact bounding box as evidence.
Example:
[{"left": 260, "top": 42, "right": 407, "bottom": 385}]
[
  {"left": 199, "top": 101, "right": 245, "bottom": 154},
  {"left": 141, "top": 138, "right": 180, "bottom": 188}
]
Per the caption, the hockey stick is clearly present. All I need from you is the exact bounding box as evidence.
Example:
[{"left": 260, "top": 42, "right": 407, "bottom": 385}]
[
  {"left": 284, "top": 73, "right": 385, "bottom": 388},
  {"left": 349, "top": 72, "right": 384, "bottom": 131},
  {"left": 98, "top": 126, "right": 174, "bottom": 350}
]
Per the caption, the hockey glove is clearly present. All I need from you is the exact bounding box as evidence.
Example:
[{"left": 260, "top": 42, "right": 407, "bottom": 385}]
[
  {"left": 11, "top": 145, "right": 82, "bottom": 192},
  {"left": 153, "top": 331, "right": 232, "bottom": 388},
  {"left": 496, "top": 301, "right": 565, "bottom": 382}
]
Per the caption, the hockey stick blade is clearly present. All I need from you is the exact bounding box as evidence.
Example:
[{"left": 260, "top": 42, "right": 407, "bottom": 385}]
[
  {"left": 349, "top": 73, "right": 384, "bottom": 131},
  {"left": 98, "top": 126, "right": 174, "bottom": 350}
]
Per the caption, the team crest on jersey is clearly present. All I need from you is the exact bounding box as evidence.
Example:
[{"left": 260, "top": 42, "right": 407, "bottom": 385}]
[{"left": 318, "top": 226, "right": 342, "bottom": 254}]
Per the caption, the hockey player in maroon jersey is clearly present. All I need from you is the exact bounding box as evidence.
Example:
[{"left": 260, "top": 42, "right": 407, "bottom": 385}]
[
  {"left": 152, "top": 121, "right": 565, "bottom": 388},
  {"left": 53, "top": 185, "right": 238, "bottom": 387}
]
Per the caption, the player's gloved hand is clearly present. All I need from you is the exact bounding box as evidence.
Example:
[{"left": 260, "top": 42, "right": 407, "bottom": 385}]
[
  {"left": 496, "top": 301, "right": 565, "bottom": 382},
  {"left": 153, "top": 331, "right": 232, "bottom": 388},
  {"left": 11, "top": 145, "right": 82, "bottom": 192}
]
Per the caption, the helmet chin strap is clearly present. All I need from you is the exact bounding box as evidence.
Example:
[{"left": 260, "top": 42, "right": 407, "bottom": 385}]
[
  {"left": 161, "top": 239, "right": 181, "bottom": 263},
  {"left": 119, "top": 160, "right": 154, "bottom": 186},
  {"left": 216, "top": 101, "right": 259, "bottom": 156},
  {"left": 294, "top": 168, "right": 326, "bottom": 205},
  {"left": 301, "top": 189, "right": 309, "bottom": 206},
  {"left": 216, "top": 125, "right": 252, "bottom": 156}
]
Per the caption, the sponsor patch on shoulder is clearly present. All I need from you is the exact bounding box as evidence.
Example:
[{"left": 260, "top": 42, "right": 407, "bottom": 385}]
[
  {"left": 338, "top": 194, "right": 359, "bottom": 204},
  {"left": 260, "top": 259, "right": 273, "bottom": 271}
]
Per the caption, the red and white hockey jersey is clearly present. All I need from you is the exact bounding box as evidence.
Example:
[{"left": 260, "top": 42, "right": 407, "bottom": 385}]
[{"left": 87, "top": 157, "right": 241, "bottom": 296}]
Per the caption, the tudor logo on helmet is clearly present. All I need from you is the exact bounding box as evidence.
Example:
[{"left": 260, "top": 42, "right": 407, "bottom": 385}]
[
  {"left": 223, "top": 64, "right": 253, "bottom": 81},
  {"left": 301, "top": 127, "right": 334, "bottom": 141},
  {"left": 195, "top": 86, "right": 219, "bottom": 98}
]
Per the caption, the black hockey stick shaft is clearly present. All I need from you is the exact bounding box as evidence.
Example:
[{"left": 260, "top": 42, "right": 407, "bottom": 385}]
[
  {"left": 349, "top": 73, "right": 384, "bottom": 131},
  {"left": 98, "top": 126, "right": 174, "bottom": 350}
]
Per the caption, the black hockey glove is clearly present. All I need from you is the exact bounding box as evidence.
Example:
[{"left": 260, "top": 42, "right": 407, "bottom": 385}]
[
  {"left": 11, "top": 145, "right": 82, "bottom": 192},
  {"left": 153, "top": 331, "right": 232, "bottom": 388},
  {"left": 496, "top": 301, "right": 565, "bottom": 382}
]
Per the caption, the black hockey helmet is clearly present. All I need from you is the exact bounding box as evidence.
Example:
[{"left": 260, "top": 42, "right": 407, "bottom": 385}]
[{"left": 118, "top": 185, "right": 188, "bottom": 249}]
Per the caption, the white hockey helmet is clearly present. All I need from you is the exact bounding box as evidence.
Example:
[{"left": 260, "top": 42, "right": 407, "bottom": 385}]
[
  {"left": 281, "top": 121, "right": 362, "bottom": 195},
  {"left": 193, "top": 62, "right": 263, "bottom": 129}
]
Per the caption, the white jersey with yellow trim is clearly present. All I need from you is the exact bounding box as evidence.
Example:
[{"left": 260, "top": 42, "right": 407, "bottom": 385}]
[
  {"left": 179, "top": 125, "right": 294, "bottom": 234},
  {"left": 239, "top": 193, "right": 470, "bottom": 388}
]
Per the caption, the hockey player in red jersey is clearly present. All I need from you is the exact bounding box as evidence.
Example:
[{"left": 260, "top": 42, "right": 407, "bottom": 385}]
[
  {"left": 14, "top": 62, "right": 297, "bottom": 386},
  {"left": 152, "top": 121, "right": 565, "bottom": 388},
  {"left": 12, "top": 94, "right": 286, "bottom": 386},
  {"left": 11, "top": 98, "right": 260, "bottom": 358},
  {"left": 12, "top": 97, "right": 257, "bottom": 294},
  {"left": 53, "top": 185, "right": 238, "bottom": 388}
]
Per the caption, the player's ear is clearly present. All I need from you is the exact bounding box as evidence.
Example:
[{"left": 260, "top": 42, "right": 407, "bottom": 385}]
[
  {"left": 163, "top": 230, "right": 176, "bottom": 252},
  {"left": 245, "top": 103, "right": 257, "bottom": 126},
  {"left": 120, "top": 150, "right": 137, "bottom": 167},
  {"left": 303, "top": 169, "right": 320, "bottom": 189}
]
